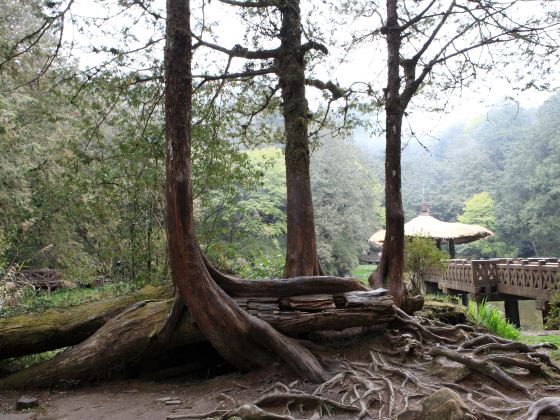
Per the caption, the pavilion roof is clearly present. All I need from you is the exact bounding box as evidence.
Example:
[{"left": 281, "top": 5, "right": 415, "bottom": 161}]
[{"left": 368, "top": 207, "right": 494, "bottom": 246}]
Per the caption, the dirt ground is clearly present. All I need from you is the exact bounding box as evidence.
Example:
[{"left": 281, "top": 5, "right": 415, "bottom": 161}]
[
  {"left": 1, "top": 333, "right": 559, "bottom": 420},
  {"left": 0, "top": 367, "right": 292, "bottom": 420}
]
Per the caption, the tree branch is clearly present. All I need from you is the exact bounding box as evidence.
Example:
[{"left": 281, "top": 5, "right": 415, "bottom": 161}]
[
  {"left": 411, "top": 0, "right": 456, "bottom": 64},
  {"left": 399, "top": 0, "right": 438, "bottom": 31},
  {"left": 192, "top": 34, "right": 279, "bottom": 59},
  {"left": 218, "top": 0, "right": 279, "bottom": 7},
  {"left": 305, "top": 78, "right": 345, "bottom": 100},
  {"left": 193, "top": 66, "right": 277, "bottom": 85},
  {"left": 131, "top": 0, "right": 164, "bottom": 20},
  {"left": 299, "top": 40, "right": 329, "bottom": 56}
]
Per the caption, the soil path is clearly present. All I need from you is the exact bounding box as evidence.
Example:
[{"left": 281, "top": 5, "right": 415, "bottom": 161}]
[{"left": 0, "top": 369, "right": 282, "bottom": 420}]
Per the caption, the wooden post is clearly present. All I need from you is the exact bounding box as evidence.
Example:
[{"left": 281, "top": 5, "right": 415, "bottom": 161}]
[
  {"left": 504, "top": 296, "right": 521, "bottom": 328},
  {"left": 448, "top": 239, "right": 456, "bottom": 259},
  {"left": 461, "top": 293, "right": 469, "bottom": 307},
  {"left": 536, "top": 300, "right": 549, "bottom": 327}
]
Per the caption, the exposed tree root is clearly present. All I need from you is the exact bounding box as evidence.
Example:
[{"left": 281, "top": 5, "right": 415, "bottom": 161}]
[
  {"left": 525, "top": 397, "right": 560, "bottom": 420},
  {"left": 429, "top": 346, "right": 532, "bottom": 397},
  {"left": 177, "top": 309, "right": 560, "bottom": 419},
  {"left": 167, "top": 403, "right": 295, "bottom": 420},
  {"left": 472, "top": 340, "right": 557, "bottom": 355}
]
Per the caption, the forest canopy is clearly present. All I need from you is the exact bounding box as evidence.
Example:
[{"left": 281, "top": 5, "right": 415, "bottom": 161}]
[{"left": 0, "top": 0, "right": 558, "bottom": 282}]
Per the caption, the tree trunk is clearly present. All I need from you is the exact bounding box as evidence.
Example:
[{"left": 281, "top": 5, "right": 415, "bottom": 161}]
[
  {"left": 0, "top": 299, "right": 204, "bottom": 389},
  {"left": 164, "top": 0, "right": 327, "bottom": 383},
  {"left": 448, "top": 239, "right": 456, "bottom": 258},
  {"left": 0, "top": 274, "right": 369, "bottom": 361},
  {"left": 0, "top": 285, "right": 170, "bottom": 360},
  {"left": 369, "top": 0, "right": 407, "bottom": 309},
  {"left": 278, "top": 0, "right": 322, "bottom": 278},
  {"left": 0, "top": 291, "right": 394, "bottom": 389}
]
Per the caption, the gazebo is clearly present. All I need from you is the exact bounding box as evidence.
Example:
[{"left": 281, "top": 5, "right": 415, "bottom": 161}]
[{"left": 368, "top": 203, "right": 493, "bottom": 258}]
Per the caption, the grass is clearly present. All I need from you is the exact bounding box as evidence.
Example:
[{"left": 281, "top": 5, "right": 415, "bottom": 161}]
[
  {"left": 467, "top": 300, "right": 520, "bottom": 340},
  {"left": 1, "top": 281, "right": 145, "bottom": 317},
  {"left": 520, "top": 333, "right": 560, "bottom": 361},
  {"left": 351, "top": 264, "right": 376, "bottom": 284},
  {"left": 425, "top": 293, "right": 460, "bottom": 304}
]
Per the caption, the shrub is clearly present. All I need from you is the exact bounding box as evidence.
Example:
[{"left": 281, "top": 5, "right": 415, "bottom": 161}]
[
  {"left": 545, "top": 290, "right": 560, "bottom": 330},
  {"left": 467, "top": 300, "right": 520, "bottom": 339},
  {"left": 404, "top": 236, "right": 448, "bottom": 294}
]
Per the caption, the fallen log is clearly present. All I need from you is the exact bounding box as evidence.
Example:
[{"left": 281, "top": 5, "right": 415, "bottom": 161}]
[
  {"left": 0, "top": 285, "right": 171, "bottom": 360},
  {"left": 0, "top": 291, "right": 394, "bottom": 389}
]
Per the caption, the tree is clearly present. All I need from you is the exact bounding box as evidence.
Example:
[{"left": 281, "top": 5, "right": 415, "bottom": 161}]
[
  {"left": 457, "top": 192, "right": 515, "bottom": 258},
  {"left": 311, "top": 138, "right": 383, "bottom": 276},
  {"left": 193, "top": 0, "right": 348, "bottom": 277},
  {"left": 497, "top": 92, "right": 560, "bottom": 256},
  {"left": 365, "top": 0, "right": 559, "bottom": 308},
  {"left": 163, "top": 0, "right": 372, "bottom": 383}
]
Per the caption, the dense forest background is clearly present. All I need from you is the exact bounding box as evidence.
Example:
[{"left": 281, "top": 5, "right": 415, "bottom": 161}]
[{"left": 1, "top": 0, "right": 558, "bottom": 285}]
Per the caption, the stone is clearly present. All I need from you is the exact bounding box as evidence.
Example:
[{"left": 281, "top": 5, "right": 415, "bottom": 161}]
[
  {"left": 16, "top": 396, "right": 39, "bottom": 410},
  {"left": 395, "top": 407, "right": 423, "bottom": 420},
  {"left": 155, "top": 397, "right": 174, "bottom": 403},
  {"left": 420, "top": 388, "right": 474, "bottom": 420},
  {"left": 165, "top": 400, "right": 182, "bottom": 406}
]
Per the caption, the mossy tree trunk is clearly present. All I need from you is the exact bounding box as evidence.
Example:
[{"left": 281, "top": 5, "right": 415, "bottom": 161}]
[
  {"left": 164, "top": 0, "right": 327, "bottom": 382},
  {"left": 370, "top": 0, "right": 407, "bottom": 309},
  {"left": 0, "top": 285, "right": 170, "bottom": 359},
  {"left": 278, "top": 0, "right": 323, "bottom": 278}
]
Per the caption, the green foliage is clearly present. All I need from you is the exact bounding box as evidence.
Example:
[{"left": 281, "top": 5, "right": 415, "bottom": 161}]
[
  {"left": 458, "top": 192, "right": 496, "bottom": 229},
  {"left": 458, "top": 192, "right": 517, "bottom": 258},
  {"left": 467, "top": 300, "right": 520, "bottom": 340},
  {"left": 0, "top": 349, "right": 63, "bottom": 376},
  {"left": 545, "top": 290, "right": 560, "bottom": 330},
  {"left": 0, "top": 282, "right": 141, "bottom": 317},
  {"left": 425, "top": 293, "right": 460, "bottom": 305},
  {"left": 201, "top": 148, "right": 287, "bottom": 272},
  {"left": 312, "top": 138, "right": 383, "bottom": 276},
  {"left": 404, "top": 236, "right": 448, "bottom": 294},
  {"left": 402, "top": 95, "right": 560, "bottom": 258},
  {"left": 235, "top": 247, "right": 285, "bottom": 280},
  {"left": 519, "top": 334, "right": 560, "bottom": 361}
]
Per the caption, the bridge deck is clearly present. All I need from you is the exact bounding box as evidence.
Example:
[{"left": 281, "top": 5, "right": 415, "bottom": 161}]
[{"left": 426, "top": 258, "right": 560, "bottom": 302}]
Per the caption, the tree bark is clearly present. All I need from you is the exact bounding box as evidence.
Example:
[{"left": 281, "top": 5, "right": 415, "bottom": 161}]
[
  {"left": 0, "top": 299, "right": 204, "bottom": 389},
  {"left": 0, "top": 291, "right": 394, "bottom": 388},
  {"left": 278, "top": 0, "right": 322, "bottom": 278},
  {"left": 164, "top": 0, "right": 327, "bottom": 383},
  {"left": 370, "top": 0, "right": 407, "bottom": 309},
  {"left": 0, "top": 285, "right": 170, "bottom": 360}
]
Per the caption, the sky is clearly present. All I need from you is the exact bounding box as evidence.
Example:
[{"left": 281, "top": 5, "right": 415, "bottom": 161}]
[{"left": 68, "top": 0, "right": 559, "bottom": 145}]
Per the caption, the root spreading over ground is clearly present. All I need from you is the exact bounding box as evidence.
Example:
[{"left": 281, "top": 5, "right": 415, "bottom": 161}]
[{"left": 167, "top": 306, "right": 560, "bottom": 420}]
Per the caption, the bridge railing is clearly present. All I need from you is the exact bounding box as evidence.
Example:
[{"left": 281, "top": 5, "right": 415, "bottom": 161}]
[
  {"left": 494, "top": 259, "right": 560, "bottom": 301},
  {"left": 426, "top": 258, "right": 560, "bottom": 301},
  {"left": 426, "top": 259, "right": 475, "bottom": 292}
]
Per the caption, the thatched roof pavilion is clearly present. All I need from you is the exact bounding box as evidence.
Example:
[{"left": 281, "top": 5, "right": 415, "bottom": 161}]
[{"left": 369, "top": 203, "right": 493, "bottom": 258}]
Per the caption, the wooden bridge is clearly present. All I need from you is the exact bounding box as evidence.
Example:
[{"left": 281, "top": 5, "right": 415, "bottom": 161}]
[{"left": 425, "top": 258, "right": 560, "bottom": 327}]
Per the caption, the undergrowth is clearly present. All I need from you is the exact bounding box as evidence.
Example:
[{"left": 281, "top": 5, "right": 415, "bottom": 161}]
[
  {"left": 0, "top": 281, "right": 145, "bottom": 317},
  {"left": 0, "top": 350, "right": 64, "bottom": 377},
  {"left": 425, "top": 293, "right": 460, "bottom": 304},
  {"left": 351, "top": 264, "right": 377, "bottom": 284},
  {"left": 519, "top": 334, "right": 560, "bottom": 360},
  {"left": 467, "top": 300, "right": 520, "bottom": 339}
]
